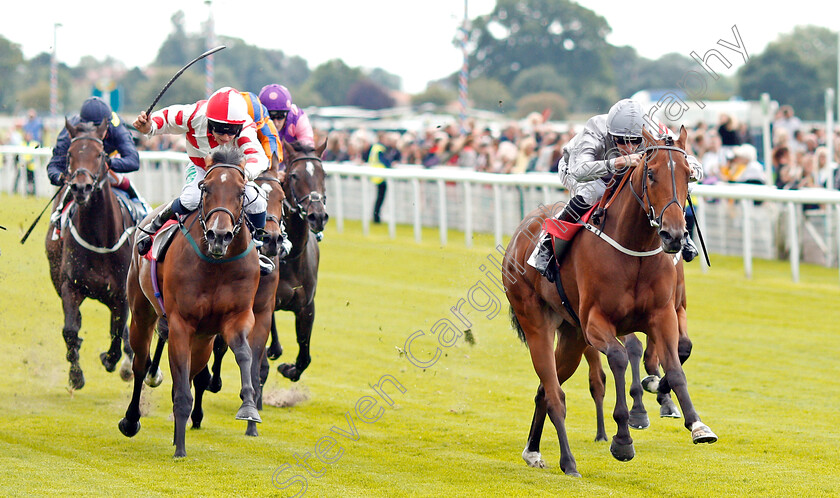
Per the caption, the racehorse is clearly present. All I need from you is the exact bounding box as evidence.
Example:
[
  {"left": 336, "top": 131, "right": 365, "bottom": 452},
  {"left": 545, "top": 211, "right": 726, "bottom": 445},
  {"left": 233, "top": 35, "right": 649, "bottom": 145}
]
[
  {"left": 45, "top": 118, "right": 136, "bottom": 390},
  {"left": 119, "top": 146, "right": 262, "bottom": 458},
  {"left": 266, "top": 139, "right": 328, "bottom": 382},
  {"left": 502, "top": 126, "right": 716, "bottom": 477},
  {"left": 193, "top": 152, "right": 287, "bottom": 437}
]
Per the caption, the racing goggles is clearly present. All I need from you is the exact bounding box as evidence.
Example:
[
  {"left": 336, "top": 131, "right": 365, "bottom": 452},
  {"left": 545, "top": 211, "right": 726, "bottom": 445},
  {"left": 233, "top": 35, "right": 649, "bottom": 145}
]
[
  {"left": 208, "top": 120, "right": 243, "bottom": 137},
  {"left": 268, "top": 110, "right": 289, "bottom": 121},
  {"left": 611, "top": 134, "right": 643, "bottom": 146}
]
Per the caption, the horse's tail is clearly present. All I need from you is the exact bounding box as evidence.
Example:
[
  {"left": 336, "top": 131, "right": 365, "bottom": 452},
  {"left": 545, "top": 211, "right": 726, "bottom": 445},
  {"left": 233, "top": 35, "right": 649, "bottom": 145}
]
[{"left": 510, "top": 305, "right": 527, "bottom": 344}]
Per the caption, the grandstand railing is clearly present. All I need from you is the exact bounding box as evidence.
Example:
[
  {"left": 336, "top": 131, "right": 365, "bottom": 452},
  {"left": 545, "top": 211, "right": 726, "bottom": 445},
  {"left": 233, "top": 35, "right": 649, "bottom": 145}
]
[{"left": 2, "top": 146, "right": 839, "bottom": 283}]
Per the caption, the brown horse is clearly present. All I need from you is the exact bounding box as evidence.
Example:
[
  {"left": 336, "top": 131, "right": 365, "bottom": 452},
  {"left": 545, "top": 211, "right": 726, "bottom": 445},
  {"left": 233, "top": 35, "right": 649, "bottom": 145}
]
[
  {"left": 503, "top": 126, "right": 715, "bottom": 477},
  {"left": 119, "top": 146, "right": 262, "bottom": 458},
  {"left": 192, "top": 152, "right": 288, "bottom": 437},
  {"left": 45, "top": 118, "right": 136, "bottom": 390},
  {"left": 267, "top": 139, "right": 328, "bottom": 382}
]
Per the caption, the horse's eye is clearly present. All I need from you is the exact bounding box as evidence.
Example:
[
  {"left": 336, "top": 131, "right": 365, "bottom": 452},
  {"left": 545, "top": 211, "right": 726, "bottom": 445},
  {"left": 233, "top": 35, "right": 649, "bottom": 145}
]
[{"left": 647, "top": 169, "right": 655, "bottom": 182}]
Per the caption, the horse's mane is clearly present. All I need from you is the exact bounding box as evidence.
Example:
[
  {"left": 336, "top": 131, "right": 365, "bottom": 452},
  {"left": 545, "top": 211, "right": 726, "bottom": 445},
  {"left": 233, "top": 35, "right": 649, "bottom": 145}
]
[
  {"left": 210, "top": 144, "right": 245, "bottom": 167},
  {"left": 286, "top": 140, "right": 316, "bottom": 155}
]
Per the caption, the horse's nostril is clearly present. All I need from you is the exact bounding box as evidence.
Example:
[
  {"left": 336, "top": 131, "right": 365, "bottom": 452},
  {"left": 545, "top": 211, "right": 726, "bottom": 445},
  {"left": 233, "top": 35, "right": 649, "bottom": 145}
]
[
  {"left": 206, "top": 231, "right": 216, "bottom": 242},
  {"left": 223, "top": 232, "right": 233, "bottom": 244},
  {"left": 659, "top": 230, "right": 673, "bottom": 242}
]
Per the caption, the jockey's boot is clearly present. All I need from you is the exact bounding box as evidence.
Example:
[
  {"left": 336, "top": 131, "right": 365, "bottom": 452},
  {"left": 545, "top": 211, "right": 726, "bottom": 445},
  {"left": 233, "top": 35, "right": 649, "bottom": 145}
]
[
  {"left": 136, "top": 201, "right": 176, "bottom": 256},
  {"left": 531, "top": 195, "right": 590, "bottom": 279},
  {"left": 551, "top": 195, "right": 592, "bottom": 268},
  {"left": 682, "top": 236, "right": 699, "bottom": 262},
  {"left": 247, "top": 212, "right": 276, "bottom": 275}
]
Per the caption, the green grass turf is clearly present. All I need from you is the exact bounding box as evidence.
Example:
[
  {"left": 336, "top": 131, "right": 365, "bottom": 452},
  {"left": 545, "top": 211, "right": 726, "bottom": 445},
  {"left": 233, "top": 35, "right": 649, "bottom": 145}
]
[{"left": 1, "top": 192, "right": 839, "bottom": 497}]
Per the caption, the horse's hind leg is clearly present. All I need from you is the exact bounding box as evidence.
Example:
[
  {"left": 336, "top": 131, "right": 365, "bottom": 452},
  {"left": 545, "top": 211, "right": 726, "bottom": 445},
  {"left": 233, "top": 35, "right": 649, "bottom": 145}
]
[
  {"left": 60, "top": 284, "right": 85, "bottom": 390},
  {"left": 207, "top": 335, "right": 228, "bottom": 393},
  {"left": 278, "top": 302, "right": 314, "bottom": 382},
  {"left": 119, "top": 317, "right": 134, "bottom": 382},
  {"left": 522, "top": 384, "right": 547, "bottom": 467},
  {"left": 583, "top": 346, "right": 608, "bottom": 441},
  {"left": 144, "top": 317, "right": 168, "bottom": 388},
  {"left": 266, "top": 313, "right": 283, "bottom": 360},
  {"left": 119, "top": 300, "right": 157, "bottom": 439},
  {"left": 624, "top": 333, "right": 650, "bottom": 430}
]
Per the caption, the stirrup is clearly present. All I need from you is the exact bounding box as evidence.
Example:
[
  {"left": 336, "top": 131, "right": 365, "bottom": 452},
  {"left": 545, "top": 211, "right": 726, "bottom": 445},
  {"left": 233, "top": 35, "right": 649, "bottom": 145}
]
[
  {"left": 259, "top": 254, "right": 275, "bottom": 275},
  {"left": 682, "top": 237, "right": 698, "bottom": 262}
]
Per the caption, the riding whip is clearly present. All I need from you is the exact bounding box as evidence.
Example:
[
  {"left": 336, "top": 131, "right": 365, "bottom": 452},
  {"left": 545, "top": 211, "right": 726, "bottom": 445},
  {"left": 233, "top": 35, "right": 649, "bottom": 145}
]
[
  {"left": 686, "top": 195, "right": 711, "bottom": 267},
  {"left": 145, "top": 45, "right": 226, "bottom": 116},
  {"left": 20, "top": 187, "right": 63, "bottom": 245}
]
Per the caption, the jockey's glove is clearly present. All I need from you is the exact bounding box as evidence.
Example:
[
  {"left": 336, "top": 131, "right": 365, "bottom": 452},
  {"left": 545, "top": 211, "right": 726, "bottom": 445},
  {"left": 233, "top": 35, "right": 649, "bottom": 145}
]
[{"left": 687, "top": 155, "right": 704, "bottom": 182}]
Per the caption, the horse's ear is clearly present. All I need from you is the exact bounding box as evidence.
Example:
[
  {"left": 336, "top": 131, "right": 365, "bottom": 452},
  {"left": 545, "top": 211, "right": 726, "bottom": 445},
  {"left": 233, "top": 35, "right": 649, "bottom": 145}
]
[
  {"left": 270, "top": 151, "right": 281, "bottom": 172},
  {"left": 641, "top": 125, "right": 657, "bottom": 145},
  {"left": 282, "top": 140, "right": 294, "bottom": 162},
  {"left": 96, "top": 118, "right": 109, "bottom": 139},
  {"left": 315, "top": 138, "right": 327, "bottom": 159},
  {"left": 65, "top": 117, "right": 77, "bottom": 138},
  {"left": 677, "top": 125, "right": 688, "bottom": 149}
]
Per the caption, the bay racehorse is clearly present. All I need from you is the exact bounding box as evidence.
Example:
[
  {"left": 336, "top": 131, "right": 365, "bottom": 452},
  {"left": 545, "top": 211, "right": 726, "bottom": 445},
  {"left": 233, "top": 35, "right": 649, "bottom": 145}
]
[
  {"left": 193, "top": 152, "right": 288, "bottom": 437},
  {"left": 267, "top": 139, "right": 328, "bottom": 381},
  {"left": 45, "top": 118, "right": 136, "bottom": 390},
  {"left": 119, "top": 146, "right": 262, "bottom": 457},
  {"left": 502, "top": 126, "right": 716, "bottom": 477}
]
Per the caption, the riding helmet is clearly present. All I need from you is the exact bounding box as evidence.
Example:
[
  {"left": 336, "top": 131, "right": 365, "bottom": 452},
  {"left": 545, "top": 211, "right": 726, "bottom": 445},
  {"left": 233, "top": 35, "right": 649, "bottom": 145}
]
[
  {"left": 258, "top": 84, "right": 292, "bottom": 112},
  {"left": 79, "top": 96, "right": 112, "bottom": 124},
  {"left": 606, "top": 99, "right": 645, "bottom": 139},
  {"left": 206, "top": 87, "right": 250, "bottom": 125}
]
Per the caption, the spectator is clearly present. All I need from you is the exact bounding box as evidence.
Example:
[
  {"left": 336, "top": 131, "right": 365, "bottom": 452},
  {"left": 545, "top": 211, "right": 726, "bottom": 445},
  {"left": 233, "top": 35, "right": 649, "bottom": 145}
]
[
  {"left": 773, "top": 105, "right": 802, "bottom": 140},
  {"left": 369, "top": 132, "right": 400, "bottom": 223},
  {"left": 323, "top": 131, "right": 350, "bottom": 162},
  {"left": 772, "top": 146, "right": 792, "bottom": 188},
  {"left": 720, "top": 144, "right": 766, "bottom": 185},
  {"left": 718, "top": 113, "right": 742, "bottom": 148},
  {"left": 22, "top": 109, "right": 44, "bottom": 143},
  {"left": 456, "top": 136, "right": 478, "bottom": 169}
]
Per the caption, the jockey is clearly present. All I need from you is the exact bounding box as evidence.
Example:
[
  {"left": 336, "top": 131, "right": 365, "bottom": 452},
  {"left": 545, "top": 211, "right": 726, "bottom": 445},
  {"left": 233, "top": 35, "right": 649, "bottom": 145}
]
[
  {"left": 258, "top": 84, "right": 315, "bottom": 156},
  {"left": 530, "top": 99, "right": 704, "bottom": 276},
  {"left": 240, "top": 90, "right": 283, "bottom": 163},
  {"left": 132, "top": 86, "right": 276, "bottom": 275},
  {"left": 47, "top": 96, "right": 150, "bottom": 220}
]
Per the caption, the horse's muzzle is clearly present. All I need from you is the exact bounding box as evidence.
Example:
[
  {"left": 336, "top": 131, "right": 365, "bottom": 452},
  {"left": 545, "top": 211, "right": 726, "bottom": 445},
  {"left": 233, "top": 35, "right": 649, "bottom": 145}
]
[
  {"left": 205, "top": 228, "right": 234, "bottom": 258},
  {"left": 658, "top": 229, "right": 686, "bottom": 254},
  {"left": 259, "top": 231, "right": 281, "bottom": 258},
  {"left": 69, "top": 182, "right": 94, "bottom": 203},
  {"left": 306, "top": 211, "right": 329, "bottom": 234}
]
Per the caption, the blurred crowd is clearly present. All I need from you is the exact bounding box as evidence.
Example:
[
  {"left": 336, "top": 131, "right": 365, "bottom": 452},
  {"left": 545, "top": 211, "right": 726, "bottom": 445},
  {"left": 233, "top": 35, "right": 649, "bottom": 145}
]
[{"left": 4, "top": 104, "right": 840, "bottom": 193}]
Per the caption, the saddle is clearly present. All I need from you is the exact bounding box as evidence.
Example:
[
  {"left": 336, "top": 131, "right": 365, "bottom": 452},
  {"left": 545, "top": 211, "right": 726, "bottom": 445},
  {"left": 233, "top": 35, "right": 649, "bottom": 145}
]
[{"left": 143, "top": 220, "right": 180, "bottom": 262}]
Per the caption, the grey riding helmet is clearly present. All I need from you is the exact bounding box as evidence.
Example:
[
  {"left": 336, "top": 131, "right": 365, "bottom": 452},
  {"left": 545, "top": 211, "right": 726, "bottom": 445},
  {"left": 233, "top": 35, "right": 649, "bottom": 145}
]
[{"left": 606, "top": 99, "right": 645, "bottom": 144}]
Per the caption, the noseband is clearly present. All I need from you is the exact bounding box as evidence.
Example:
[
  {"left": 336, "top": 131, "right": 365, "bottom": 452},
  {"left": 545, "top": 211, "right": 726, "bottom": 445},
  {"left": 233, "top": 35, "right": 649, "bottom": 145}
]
[
  {"left": 66, "top": 136, "right": 108, "bottom": 191},
  {"left": 629, "top": 138, "right": 687, "bottom": 229},
  {"left": 198, "top": 164, "right": 247, "bottom": 237},
  {"left": 284, "top": 155, "right": 327, "bottom": 220}
]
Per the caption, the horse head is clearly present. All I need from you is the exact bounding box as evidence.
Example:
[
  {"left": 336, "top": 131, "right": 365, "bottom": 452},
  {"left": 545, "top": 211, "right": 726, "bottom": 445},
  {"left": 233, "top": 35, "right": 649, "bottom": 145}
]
[
  {"left": 636, "top": 125, "right": 691, "bottom": 254},
  {"left": 282, "top": 139, "right": 329, "bottom": 234},
  {"left": 254, "top": 152, "right": 288, "bottom": 257},
  {"left": 198, "top": 146, "right": 248, "bottom": 258},
  {"left": 65, "top": 118, "right": 109, "bottom": 205}
]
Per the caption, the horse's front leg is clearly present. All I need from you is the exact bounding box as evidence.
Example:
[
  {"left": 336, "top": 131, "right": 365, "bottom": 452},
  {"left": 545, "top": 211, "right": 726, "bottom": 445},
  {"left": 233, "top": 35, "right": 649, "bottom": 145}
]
[
  {"left": 650, "top": 310, "right": 717, "bottom": 445},
  {"left": 60, "top": 282, "right": 86, "bottom": 390},
  {"left": 101, "top": 298, "right": 129, "bottom": 374},
  {"left": 278, "top": 301, "right": 314, "bottom": 382},
  {"left": 623, "top": 333, "right": 650, "bottom": 430},
  {"left": 583, "top": 345, "right": 608, "bottom": 441},
  {"left": 266, "top": 313, "right": 283, "bottom": 360},
  {"left": 207, "top": 334, "right": 228, "bottom": 393},
  {"left": 585, "top": 311, "right": 634, "bottom": 462},
  {"left": 224, "top": 314, "right": 261, "bottom": 424},
  {"left": 119, "top": 297, "right": 157, "bottom": 439},
  {"left": 168, "top": 315, "right": 195, "bottom": 458}
]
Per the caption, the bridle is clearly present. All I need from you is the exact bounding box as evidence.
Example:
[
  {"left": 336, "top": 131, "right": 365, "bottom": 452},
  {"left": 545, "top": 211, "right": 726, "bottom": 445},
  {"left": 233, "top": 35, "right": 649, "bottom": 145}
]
[
  {"left": 628, "top": 137, "right": 687, "bottom": 229},
  {"left": 284, "top": 155, "right": 326, "bottom": 220},
  {"left": 65, "top": 136, "right": 109, "bottom": 191},
  {"left": 196, "top": 164, "right": 247, "bottom": 238}
]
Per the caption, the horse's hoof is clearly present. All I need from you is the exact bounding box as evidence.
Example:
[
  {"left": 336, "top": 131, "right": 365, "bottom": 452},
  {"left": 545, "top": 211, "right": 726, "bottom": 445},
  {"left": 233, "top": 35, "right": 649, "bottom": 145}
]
[
  {"left": 610, "top": 439, "right": 635, "bottom": 461},
  {"left": 660, "top": 399, "right": 681, "bottom": 418},
  {"left": 278, "top": 363, "right": 301, "bottom": 382},
  {"left": 641, "top": 375, "right": 660, "bottom": 394},
  {"left": 522, "top": 449, "right": 546, "bottom": 468},
  {"left": 594, "top": 432, "right": 609, "bottom": 442},
  {"left": 144, "top": 368, "right": 164, "bottom": 388},
  {"left": 691, "top": 422, "right": 718, "bottom": 444},
  {"left": 629, "top": 411, "right": 650, "bottom": 430},
  {"left": 266, "top": 343, "right": 283, "bottom": 360},
  {"left": 69, "top": 366, "right": 85, "bottom": 390},
  {"left": 564, "top": 469, "right": 582, "bottom": 478},
  {"left": 246, "top": 422, "right": 259, "bottom": 437},
  {"left": 119, "top": 357, "right": 133, "bottom": 382},
  {"left": 236, "top": 404, "right": 262, "bottom": 423},
  {"left": 100, "top": 351, "right": 119, "bottom": 372},
  {"left": 173, "top": 449, "right": 186, "bottom": 459},
  {"left": 207, "top": 376, "right": 222, "bottom": 393},
  {"left": 191, "top": 413, "right": 203, "bottom": 429},
  {"left": 118, "top": 418, "right": 140, "bottom": 438}
]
